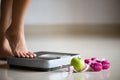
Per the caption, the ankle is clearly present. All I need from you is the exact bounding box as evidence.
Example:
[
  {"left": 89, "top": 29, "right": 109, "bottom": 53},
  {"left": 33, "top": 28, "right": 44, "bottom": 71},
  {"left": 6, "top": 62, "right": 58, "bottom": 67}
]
[{"left": 7, "top": 23, "right": 24, "bottom": 34}]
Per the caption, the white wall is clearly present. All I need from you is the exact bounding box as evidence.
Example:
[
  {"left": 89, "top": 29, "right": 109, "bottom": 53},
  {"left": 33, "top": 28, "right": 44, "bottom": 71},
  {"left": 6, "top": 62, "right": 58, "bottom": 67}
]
[{"left": 2, "top": 0, "right": 119, "bottom": 24}]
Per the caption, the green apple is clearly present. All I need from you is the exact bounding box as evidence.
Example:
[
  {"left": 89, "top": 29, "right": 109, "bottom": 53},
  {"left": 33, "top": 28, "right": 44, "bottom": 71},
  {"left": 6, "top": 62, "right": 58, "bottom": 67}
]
[{"left": 71, "top": 57, "right": 85, "bottom": 72}]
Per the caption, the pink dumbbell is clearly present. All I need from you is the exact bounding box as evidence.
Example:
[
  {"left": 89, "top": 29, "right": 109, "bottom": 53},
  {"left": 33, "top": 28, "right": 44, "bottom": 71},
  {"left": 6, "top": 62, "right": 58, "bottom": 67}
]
[
  {"left": 84, "top": 57, "right": 110, "bottom": 72},
  {"left": 90, "top": 62, "right": 102, "bottom": 71},
  {"left": 85, "top": 58, "right": 101, "bottom": 71},
  {"left": 101, "top": 60, "right": 110, "bottom": 70}
]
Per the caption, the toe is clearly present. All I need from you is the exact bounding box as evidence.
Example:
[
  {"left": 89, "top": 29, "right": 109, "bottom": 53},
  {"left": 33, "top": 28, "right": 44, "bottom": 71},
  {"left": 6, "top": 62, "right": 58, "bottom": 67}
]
[
  {"left": 20, "top": 52, "right": 25, "bottom": 58},
  {"left": 33, "top": 53, "right": 37, "bottom": 57},
  {"left": 13, "top": 51, "right": 36, "bottom": 58},
  {"left": 25, "top": 53, "right": 30, "bottom": 58},
  {"left": 24, "top": 53, "right": 30, "bottom": 58},
  {"left": 27, "top": 52, "right": 34, "bottom": 58},
  {"left": 28, "top": 52, "right": 36, "bottom": 57},
  {"left": 14, "top": 52, "right": 20, "bottom": 58}
]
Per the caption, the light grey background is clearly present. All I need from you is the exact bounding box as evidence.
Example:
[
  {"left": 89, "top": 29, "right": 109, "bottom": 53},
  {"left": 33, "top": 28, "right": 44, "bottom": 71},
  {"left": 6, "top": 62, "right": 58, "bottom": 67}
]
[{"left": 25, "top": 0, "right": 120, "bottom": 24}]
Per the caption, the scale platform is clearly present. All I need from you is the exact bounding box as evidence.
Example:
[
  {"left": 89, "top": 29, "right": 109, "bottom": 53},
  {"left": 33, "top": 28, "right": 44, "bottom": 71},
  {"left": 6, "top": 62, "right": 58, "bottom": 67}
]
[{"left": 7, "top": 51, "right": 80, "bottom": 71}]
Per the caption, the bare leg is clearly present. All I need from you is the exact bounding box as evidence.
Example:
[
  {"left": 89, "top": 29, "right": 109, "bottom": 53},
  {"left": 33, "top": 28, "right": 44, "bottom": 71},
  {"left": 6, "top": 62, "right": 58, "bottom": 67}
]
[
  {"left": 0, "top": 0, "right": 13, "bottom": 59},
  {"left": 6, "top": 0, "right": 36, "bottom": 58}
]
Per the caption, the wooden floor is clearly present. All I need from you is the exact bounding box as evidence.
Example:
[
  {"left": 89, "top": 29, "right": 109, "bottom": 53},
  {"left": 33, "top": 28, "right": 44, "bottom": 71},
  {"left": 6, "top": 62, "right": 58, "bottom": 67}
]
[{"left": 25, "top": 24, "right": 120, "bottom": 37}]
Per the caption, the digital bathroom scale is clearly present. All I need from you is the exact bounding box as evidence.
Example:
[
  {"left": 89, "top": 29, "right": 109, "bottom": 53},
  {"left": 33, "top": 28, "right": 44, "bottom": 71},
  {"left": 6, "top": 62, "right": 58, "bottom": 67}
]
[{"left": 7, "top": 51, "right": 80, "bottom": 71}]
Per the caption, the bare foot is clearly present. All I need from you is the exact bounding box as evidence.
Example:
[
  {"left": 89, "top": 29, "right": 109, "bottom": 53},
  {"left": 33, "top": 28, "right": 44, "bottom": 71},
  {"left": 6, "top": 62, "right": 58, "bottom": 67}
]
[
  {"left": 0, "top": 35, "right": 13, "bottom": 59},
  {"left": 5, "top": 26, "right": 36, "bottom": 58}
]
